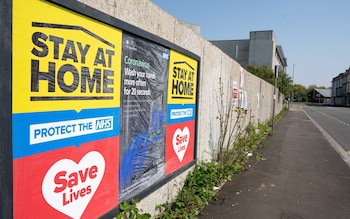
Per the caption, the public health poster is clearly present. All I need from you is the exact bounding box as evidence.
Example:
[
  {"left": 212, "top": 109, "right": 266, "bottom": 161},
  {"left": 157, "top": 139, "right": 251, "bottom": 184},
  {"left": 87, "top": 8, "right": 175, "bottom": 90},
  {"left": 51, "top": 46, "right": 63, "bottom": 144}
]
[
  {"left": 11, "top": 0, "right": 199, "bottom": 217},
  {"left": 12, "top": 0, "right": 121, "bottom": 218},
  {"left": 165, "top": 50, "right": 197, "bottom": 175},
  {"left": 119, "top": 33, "right": 169, "bottom": 201}
]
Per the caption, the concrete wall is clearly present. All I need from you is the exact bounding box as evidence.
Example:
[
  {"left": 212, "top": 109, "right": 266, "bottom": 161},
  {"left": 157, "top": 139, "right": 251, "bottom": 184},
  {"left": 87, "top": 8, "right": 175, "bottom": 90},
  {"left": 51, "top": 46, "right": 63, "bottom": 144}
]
[{"left": 78, "top": 0, "right": 284, "bottom": 216}]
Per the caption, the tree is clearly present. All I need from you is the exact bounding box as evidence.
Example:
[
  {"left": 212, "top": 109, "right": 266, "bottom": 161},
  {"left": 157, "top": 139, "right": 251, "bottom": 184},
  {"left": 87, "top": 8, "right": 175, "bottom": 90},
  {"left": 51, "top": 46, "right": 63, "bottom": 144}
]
[
  {"left": 245, "top": 65, "right": 274, "bottom": 85},
  {"left": 277, "top": 72, "right": 293, "bottom": 99},
  {"left": 245, "top": 65, "right": 292, "bottom": 98},
  {"left": 293, "top": 84, "right": 308, "bottom": 102}
]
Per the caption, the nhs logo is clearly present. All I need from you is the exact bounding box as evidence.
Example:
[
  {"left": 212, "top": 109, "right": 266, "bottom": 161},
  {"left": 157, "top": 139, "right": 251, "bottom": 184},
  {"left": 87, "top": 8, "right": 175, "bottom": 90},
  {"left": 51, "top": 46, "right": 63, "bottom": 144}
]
[{"left": 95, "top": 117, "right": 113, "bottom": 130}]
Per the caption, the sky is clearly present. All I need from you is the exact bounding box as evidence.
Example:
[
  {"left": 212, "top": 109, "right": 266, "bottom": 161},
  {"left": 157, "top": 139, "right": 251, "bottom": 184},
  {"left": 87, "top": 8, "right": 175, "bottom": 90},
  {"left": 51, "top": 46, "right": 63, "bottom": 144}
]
[{"left": 151, "top": 0, "right": 350, "bottom": 88}]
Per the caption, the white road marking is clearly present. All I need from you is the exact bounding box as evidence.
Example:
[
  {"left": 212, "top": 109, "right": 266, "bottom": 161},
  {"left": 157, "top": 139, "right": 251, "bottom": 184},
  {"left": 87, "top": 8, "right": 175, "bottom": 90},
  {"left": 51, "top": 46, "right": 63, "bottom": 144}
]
[{"left": 303, "top": 109, "right": 350, "bottom": 168}]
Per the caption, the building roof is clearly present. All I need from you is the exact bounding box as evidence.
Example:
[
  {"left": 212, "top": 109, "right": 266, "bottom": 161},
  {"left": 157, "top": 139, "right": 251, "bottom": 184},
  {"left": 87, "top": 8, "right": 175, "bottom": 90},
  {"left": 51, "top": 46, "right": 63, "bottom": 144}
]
[{"left": 315, "top": 88, "right": 331, "bottom": 97}]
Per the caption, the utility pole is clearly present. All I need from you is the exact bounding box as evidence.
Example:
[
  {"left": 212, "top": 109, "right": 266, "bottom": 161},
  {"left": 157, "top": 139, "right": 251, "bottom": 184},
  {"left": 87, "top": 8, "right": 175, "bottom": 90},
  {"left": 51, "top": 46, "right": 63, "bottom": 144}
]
[
  {"left": 272, "top": 65, "right": 278, "bottom": 133},
  {"left": 291, "top": 64, "right": 295, "bottom": 105}
]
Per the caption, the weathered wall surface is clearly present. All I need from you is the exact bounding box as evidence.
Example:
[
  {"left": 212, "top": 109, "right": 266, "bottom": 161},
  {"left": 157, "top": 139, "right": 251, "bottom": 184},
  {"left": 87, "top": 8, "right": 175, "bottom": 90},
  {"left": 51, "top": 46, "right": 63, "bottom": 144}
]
[{"left": 78, "top": 0, "right": 284, "bottom": 215}]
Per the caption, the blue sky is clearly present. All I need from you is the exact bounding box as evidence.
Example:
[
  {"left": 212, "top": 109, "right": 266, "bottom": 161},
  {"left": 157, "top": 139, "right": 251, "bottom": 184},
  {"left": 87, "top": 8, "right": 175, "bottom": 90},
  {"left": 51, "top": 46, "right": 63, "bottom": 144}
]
[{"left": 151, "top": 0, "right": 350, "bottom": 88}]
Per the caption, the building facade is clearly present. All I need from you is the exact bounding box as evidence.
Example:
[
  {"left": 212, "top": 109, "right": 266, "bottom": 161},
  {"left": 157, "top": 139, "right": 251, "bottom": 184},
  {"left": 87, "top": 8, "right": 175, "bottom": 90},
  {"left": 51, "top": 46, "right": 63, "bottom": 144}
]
[
  {"left": 307, "top": 88, "right": 331, "bottom": 104},
  {"left": 211, "top": 30, "right": 287, "bottom": 73},
  {"left": 332, "top": 68, "right": 350, "bottom": 106}
]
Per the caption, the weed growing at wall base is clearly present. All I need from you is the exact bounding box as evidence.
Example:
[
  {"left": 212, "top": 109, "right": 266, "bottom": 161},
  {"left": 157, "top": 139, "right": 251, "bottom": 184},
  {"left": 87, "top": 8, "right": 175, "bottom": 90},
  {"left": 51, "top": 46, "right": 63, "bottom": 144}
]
[
  {"left": 152, "top": 78, "right": 284, "bottom": 218},
  {"left": 117, "top": 78, "right": 287, "bottom": 218},
  {"left": 117, "top": 199, "right": 151, "bottom": 219},
  {"left": 118, "top": 116, "right": 282, "bottom": 218},
  {"left": 154, "top": 121, "right": 272, "bottom": 218}
]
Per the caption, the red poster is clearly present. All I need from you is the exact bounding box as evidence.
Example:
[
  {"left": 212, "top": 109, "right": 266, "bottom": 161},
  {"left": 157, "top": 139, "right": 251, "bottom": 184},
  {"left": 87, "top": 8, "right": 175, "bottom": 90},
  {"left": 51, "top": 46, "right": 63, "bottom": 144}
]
[
  {"left": 165, "top": 120, "right": 195, "bottom": 175},
  {"left": 13, "top": 137, "right": 119, "bottom": 219}
]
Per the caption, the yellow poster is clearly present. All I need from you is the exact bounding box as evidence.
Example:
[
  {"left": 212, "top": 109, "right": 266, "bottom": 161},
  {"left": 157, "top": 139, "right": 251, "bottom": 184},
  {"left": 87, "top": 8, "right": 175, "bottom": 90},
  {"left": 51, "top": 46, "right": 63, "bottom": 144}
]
[
  {"left": 167, "top": 50, "right": 198, "bottom": 104},
  {"left": 12, "top": 0, "right": 122, "bottom": 113}
]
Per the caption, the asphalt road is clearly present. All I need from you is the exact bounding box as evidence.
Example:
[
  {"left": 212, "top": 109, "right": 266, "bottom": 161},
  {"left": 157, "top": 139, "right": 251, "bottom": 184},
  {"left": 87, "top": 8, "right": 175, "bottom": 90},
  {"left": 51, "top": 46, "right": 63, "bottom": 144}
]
[{"left": 303, "top": 104, "right": 350, "bottom": 152}]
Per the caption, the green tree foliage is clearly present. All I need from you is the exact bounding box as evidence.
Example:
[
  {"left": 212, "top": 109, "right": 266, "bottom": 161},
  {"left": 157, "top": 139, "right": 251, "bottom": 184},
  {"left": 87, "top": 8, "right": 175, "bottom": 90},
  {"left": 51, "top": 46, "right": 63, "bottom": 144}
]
[
  {"left": 245, "top": 65, "right": 292, "bottom": 98},
  {"left": 293, "top": 84, "right": 308, "bottom": 102},
  {"left": 277, "top": 72, "right": 293, "bottom": 98},
  {"left": 245, "top": 65, "right": 274, "bottom": 85}
]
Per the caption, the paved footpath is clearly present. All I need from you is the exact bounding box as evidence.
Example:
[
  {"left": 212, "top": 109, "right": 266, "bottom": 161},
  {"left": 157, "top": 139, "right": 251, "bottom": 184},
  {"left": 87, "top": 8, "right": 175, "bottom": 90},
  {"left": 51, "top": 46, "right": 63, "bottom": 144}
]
[{"left": 199, "top": 105, "right": 350, "bottom": 219}]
